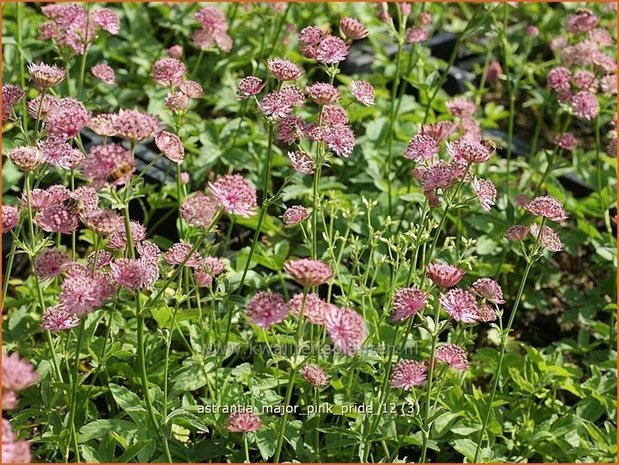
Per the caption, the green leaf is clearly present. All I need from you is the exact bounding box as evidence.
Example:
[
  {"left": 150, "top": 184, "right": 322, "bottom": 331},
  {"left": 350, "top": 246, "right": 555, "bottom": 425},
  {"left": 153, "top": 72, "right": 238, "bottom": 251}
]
[{"left": 79, "top": 420, "right": 138, "bottom": 443}]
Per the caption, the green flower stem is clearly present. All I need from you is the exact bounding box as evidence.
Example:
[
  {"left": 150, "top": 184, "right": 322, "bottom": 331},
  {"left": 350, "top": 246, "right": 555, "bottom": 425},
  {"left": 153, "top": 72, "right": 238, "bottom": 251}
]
[
  {"left": 243, "top": 433, "right": 250, "bottom": 463},
  {"left": 67, "top": 320, "right": 85, "bottom": 462},
  {"left": 16, "top": 3, "right": 28, "bottom": 132},
  {"left": 76, "top": 3, "right": 92, "bottom": 99},
  {"left": 3, "top": 232, "right": 19, "bottom": 301},
  {"left": 386, "top": 37, "right": 404, "bottom": 216}
]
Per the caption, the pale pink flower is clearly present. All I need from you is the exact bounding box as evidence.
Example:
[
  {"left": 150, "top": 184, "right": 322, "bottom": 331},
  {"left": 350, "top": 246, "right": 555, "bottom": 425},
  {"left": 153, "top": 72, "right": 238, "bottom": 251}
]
[
  {"left": 60, "top": 269, "right": 114, "bottom": 316},
  {"left": 38, "top": 138, "right": 84, "bottom": 170},
  {"left": 246, "top": 291, "right": 288, "bottom": 329},
  {"left": 553, "top": 132, "right": 578, "bottom": 150},
  {"left": 267, "top": 58, "right": 304, "bottom": 81},
  {"left": 88, "top": 113, "right": 116, "bottom": 137},
  {"left": 179, "top": 80, "right": 203, "bottom": 98},
  {"left": 81, "top": 143, "right": 135, "bottom": 189},
  {"left": 435, "top": 344, "right": 468, "bottom": 370},
  {"left": 47, "top": 97, "right": 92, "bottom": 140},
  {"left": 288, "top": 150, "right": 315, "bottom": 175},
  {"left": 91, "top": 63, "right": 115, "bottom": 84},
  {"left": 226, "top": 412, "right": 262, "bottom": 433},
  {"left": 504, "top": 225, "right": 529, "bottom": 241},
  {"left": 301, "top": 363, "right": 329, "bottom": 387},
  {"left": 287, "top": 293, "right": 328, "bottom": 325},
  {"left": 600, "top": 75, "right": 617, "bottom": 95},
  {"left": 282, "top": 205, "right": 310, "bottom": 226},
  {"left": 2, "top": 84, "right": 24, "bottom": 120},
  {"left": 2, "top": 205, "right": 20, "bottom": 232},
  {"left": 155, "top": 131, "right": 184, "bottom": 164},
  {"left": 110, "top": 258, "right": 150, "bottom": 290},
  {"left": 277, "top": 116, "right": 307, "bottom": 144},
  {"left": 321, "top": 104, "right": 349, "bottom": 126},
  {"left": 34, "top": 206, "right": 79, "bottom": 234},
  {"left": 476, "top": 303, "right": 497, "bottom": 323},
  {"left": 470, "top": 278, "right": 504, "bottom": 304},
  {"left": 566, "top": 10, "right": 599, "bottom": 33},
  {"left": 440, "top": 289, "right": 478, "bottom": 323},
  {"left": 165, "top": 91, "right": 189, "bottom": 112},
  {"left": 2, "top": 352, "right": 38, "bottom": 393},
  {"left": 113, "top": 109, "right": 162, "bottom": 141},
  {"left": 34, "top": 249, "right": 69, "bottom": 280},
  {"left": 285, "top": 259, "right": 333, "bottom": 287},
  {"left": 349, "top": 80, "right": 375, "bottom": 106},
  {"left": 324, "top": 124, "right": 356, "bottom": 158},
  {"left": 209, "top": 174, "right": 257, "bottom": 217},
  {"left": 547, "top": 66, "right": 571, "bottom": 91},
  {"left": 486, "top": 60, "right": 503, "bottom": 83},
  {"left": 316, "top": 36, "right": 349, "bottom": 64},
  {"left": 571, "top": 91, "right": 599, "bottom": 121},
  {"left": 27, "top": 62, "right": 66, "bottom": 89},
  {"left": 41, "top": 305, "right": 80, "bottom": 331},
  {"left": 447, "top": 138, "right": 494, "bottom": 164},
  {"left": 530, "top": 224, "right": 564, "bottom": 252},
  {"left": 298, "top": 26, "right": 325, "bottom": 59},
  {"left": 195, "top": 6, "right": 228, "bottom": 31},
  {"left": 24, "top": 185, "right": 69, "bottom": 209},
  {"left": 307, "top": 82, "right": 340, "bottom": 105},
  {"left": 524, "top": 196, "right": 568, "bottom": 222},
  {"left": 167, "top": 45, "right": 183, "bottom": 59},
  {"left": 107, "top": 221, "right": 146, "bottom": 249},
  {"left": 163, "top": 242, "right": 203, "bottom": 268},
  {"left": 446, "top": 97, "right": 476, "bottom": 118},
  {"left": 392, "top": 287, "right": 427, "bottom": 322},
  {"left": 181, "top": 192, "right": 220, "bottom": 228},
  {"left": 427, "top": 262, "right": 465, "bottom": 288},
  {"left": 526, "top": 25, "right": 539, "bottom": 37},
  {"left": 152, "top": 58, "right": 187, "bottom": 87},
  {"left": 91, "top": 8, "right": 120, "bottom": 34},
  {"left": 390, "top": 360, "right": 427, "bottom": 390},
  {"left": 405, "top": 27, "right": 429, "bottom": 43},
  {"left": 2, "top": 419, "right": 32, "bottom": 463},
  {"left": 280, "top": 85, "right": 306, "bottom": 107},
  {"left": 573, "top": 70, "right": 597, "bottom": 92},
  {"left": 472, "top": 177, "right": 497, "bottom": 211},
  {"left": 258, "top": 91, "right": 294, "bottom": 121},
  {"left": 339, "top": 17, "right": 369, "bottom": 41},
  {"left": 82, "top": 209, "right": 123, "bottom": 236},
  {"left": 7, "top": 146, "right": 44, "bottom": 172},
  {"left": 325, "top": 306, "right": 366, "bottom": 355},
  {"left": 26, "top": 94, "right": 58, "bottom": 121},
  {"left": 404, "top": 134, "right": 439, "bottom": 161},
  {"left": 237, "top": 76, "right": 266, "bottom": 99}
]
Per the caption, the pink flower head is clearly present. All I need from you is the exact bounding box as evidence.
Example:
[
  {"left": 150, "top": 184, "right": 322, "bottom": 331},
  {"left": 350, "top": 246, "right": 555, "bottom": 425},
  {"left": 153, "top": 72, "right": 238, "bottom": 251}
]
[
  {"left": 553, "top": 132, "right": 578, "bottom": 150},
  {"left": 27, "top": 62, "right": 66, "bottom": 89},
  {"left": 390, "top": 359, "right": 427, "bottom": 390},
  {"left": 180, "top": 80, "right": 203, "bottom": 98},
  {"left": 42, "top": 305, "right": 81, "bottom": 331},
  {"left": 34, "top": 248, "right": 69, "bottom": 280},
  {"left": 600, "top": 74, "right": 617, "bottom": 95},
  {"left": 404, "top": 134, "right": 439, "bottom": 162},
  {"left": 321, "top": 105, "right": 349, "bottom": 126},
  {"left": 405, "top": 27, "right": 429, "bottom": 44},
  {"left": 307, "top": 82, "right": 340, "bottom": 105},
  {"left": 324, "top": 124, "right": 356, "bottom": 158},
  {"left": 163, "top": 242, "right": 203, "bottom": 268},
  {"left": 246, "top": 291, "right": 288, "bottom": 329},
  {"left": 209, "top": 174, "right": 257, "bottom": 217},
  {"left": 504, "top": 225, "right": 529, "bottom": 241},
  {"left": 277, "top": 116, "right": 307, "bottom": 144},
  {"left": 376, "top": 3, "right": 390, "bottom": 22},
  {"left": 195, "top": 6, "right": 228, "bottom": 31},
  {"left": 2, "top": 352, "right": 38, "bottom": 393},
  {"left": 526, "top": 25, "right": 539, "bottom": 37},
  {"left": 237, "top": 76, "right": 266, "bottom": 99},
  {"left": 486, "top": 60, "right": 503, "bottom": 83},
  {"left": 7, "top": 146, "right": 43, "bottom": 172},
  {"left": 419, "top": 11, "right": 432, "bottom": 26},
  {"left": 301, "top": 363, "right": 329, "bottom": 387},
  {"left": 181, "top": 192, "right": 220, "bottom": 228},
  {"left": 81, "top": 143, "right": 135, "bottom": 189},
  {"left": 476, "top": 303, "right": 497, "bottom": 323},
  {"left": 167, "top": 45, "right": 183, "bottom": 59},
  {"left": 107, "top": 221, "right": 146, "bottom": 249},
  {"left": 566, "top": 10, "right": 599, "bottom": 33},
  {"left": 2, "top": 205, "right": 20, "bottom": 233},
  {"left": 571, "top": 91, "right": 599, "bottom": 121},
  {"left": 524, "top": 196, "right": 568, "bottom": 222},
  {"left": 287, "top": 293, "right": 328, "bottom": 325},
  {"left": 110, "top": 258, "right": 151, "bottom": 290},
  {"left": 411, "top": 161, "right": 456, "bottom": 192},
  {"left": 34, "top": 205, "right": 79, "bottom": 234},
  {"left": 282, "top": 205, "right": 310, "bottom": 227},
  {"left": 91, "top": 63, "right": 115, "bottom": 84},
  {"left": 91, "top": 8, "right": 120, "bottom": 34},
  {"left": 440, "top": 289, "right": 478, "bottom": 323},
  {"left": 155, "top": 131, "right": 184, "bottom": 164},
  {"left": 152, "top": 58, "right": 187, "bottom": 87},
  {"left": 435, "top": 344, "right": 468, "bottom": 371},
  {"left": 24, "top": 185, "right": 69, "bottom": 210},
  {"left": 165, "top": 91, "right": 189, "bottom": 112},
  {"left": 226, "top": 412, "right": 262, "bottom": 433},
  {"left": 427, "top": 262, "right": 465, "bottom": 288},
  {"left": 339, "top": 17, "right": 369, "bottom": 41},
  {"left": 2, "top": 419, "right": 32, "bottom": 462},
  {"left": 391, "top": 287, "right": 427, "bottom": 322},
  {"left": 47, "top": 98, "right": 92, "bottom": 140},
  {"left": 547, "top": 66, "right": 571, "bottom": 92},
  {"left": 573, "top": 70, "right": 597, "bottom": 92},
  {"left": 26, "top": 94, "right": 58, "bottom": 121},
  {"left": 280, "top": 85, "right": 306, "bottom": 107},
  {"left": 447, "top": 137, "right": 494, "bottom": 164},
  {"left": 472, "top": 177, "right": 497, "bottom": 211},
  {"left": 288, "top": 150, "right": 315, "bottom": 175},
  {"left": 470, "top": 278, "right": 504, "bottom": 304},
  {"left": 349, "top": 80, "right": 375, "bottom": 106},
  {"left": 325, "top": 306, "right": 366, "bottom": 355},
  {"left": 267, "top": 58, "right": 304, "bottom": 81},
  {"left": 60, "top": 268, "right": 114, "bottom": 316},
  {"left": 113, "top": 109, "right": 163, "bottom": 141},
  {"left": 285, "top": 258, "right": 333, "bottom": 287},
  {"left": 37, "top": 138, "right": 83, "bottom": 170},
  {"left": 82, "top": 209, "right": 123, "bottom": 236},
  {"left": 258, "top": 91, "right": 294, "bottom": 121},
  {"left": 299, "top": 26, "right": 325, "bottom": 59},
  {"left": 446, "top": 97, "right": 476, "bottom": 118},
  {"left": 88, "top": 113, "right": 116, "bottom": 137},
  {"left": 530, "top": 224, "right": 564, "bottom": 252},
  {"left": 316, "top": 36, "right": 349, "bottom": 64},
  {"left": 2, "top": 84, "right": 24, "bottom": 120}
]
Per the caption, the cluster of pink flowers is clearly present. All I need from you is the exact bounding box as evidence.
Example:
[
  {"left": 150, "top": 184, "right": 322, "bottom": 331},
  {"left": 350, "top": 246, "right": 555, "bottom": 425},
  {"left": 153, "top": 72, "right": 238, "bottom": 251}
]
[
  {"left": 2, "top": 84, "right": 25, "bottom": 121},
  {"left": 2, "top": 419, "right": 31, "bottom": 463},
  {"left": 192, "top": 6, "right": 232, "bottom": 53},
  {"left": 40, "top": 4, "right": 119, "bottom": 55},
  {"left": 151, "top": 57, "right": 204, "bottom": 112},
  {"left": 2, "top": 352, "right": 39, "bottom": 410},
  {"left": 226, "top": 411, "right": 262, "bottom": 433}
]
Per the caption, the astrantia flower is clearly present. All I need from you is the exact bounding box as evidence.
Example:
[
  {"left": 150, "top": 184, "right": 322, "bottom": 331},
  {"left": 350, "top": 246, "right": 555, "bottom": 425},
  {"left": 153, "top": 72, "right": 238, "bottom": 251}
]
[
  {"left": 280, "top": 85, "right": 306, "bottom": 107},
  {"left": 285, "top": 259, "right": 333, "bottom": 287},
  {"left": 530, "top": 224, "right": 564, "bottom": 252},
  {"left": 476, "top": 303, "right": 497, "bottom": 323},
  {"left": 321, "top": 104, "right": 349, "bottom": 126},
  {"left": 405, "top": 27, "right": 429, "bottom": 43},
  {"left": 571, "top": 91, "right": 599, "bottom": 121},
  {"left": 181, "top": 192, "right": 220, "bottom": 228},
  {"left": 2, "top": 205, "right": 20, "bottom": 232},
  {"left": 446, "top": 97, "right": 476, "bottom": 118},
  {"left": 547, "top": 66, "right": 571, "bottom": 92},
  {"left": 566, "top": 10, "right": 599, "bottom": 33},
  {"left": 267, "top": 58, "right": 304, "bottom": 81},
  {"left": 110, "top": 258, "right": 150, "bottom": 290},
  {"left": 316, "top": 36, "right": 349, "bottom": 64},
  {"left": 339, "top": 17, "right": 369, "bottom": 41},
  {"left": 349, "top": 80, "right": 375, "bottom": 106},
  {"left": 2, "top": 84, "right": 24, "bottom": 120},
  {"left": 8, "top": 146, "right": 43, "bottom": 173},
  {"left": 38, "top": 138, "right": 84, "bottom": 170},
  {"left": 81, "top": 143, "right": 135, "bottom": 189},
  {"left": 107, "top": 221, "right": 146, "bottom": 249},
  {"left": 155, "top": 131, "right": 184, "bottom": 164},
  {"left": 246, "top": 291, "right": 288, "bottom": 329},
  {"left": 299, "top": 26, "right": 325, "bottom": 58},
  {"left": 226, "top": 412, "right": 262, "bottom": 433},
  {"left": 34, "top": 206, "right": 79, "bottom": 234},
  {"left": 486, "top": 60, "right": 503, "bottom": 83},
  {"left": 470, "top": 278, "right": 504, "bottom": 304},
  {"left": 195, "top": 6, "right": 227, "bottom": 31},
  {"left": 411, "top": 161, "right": 456, "bottom": 192},
  {"left": 113, "top": 109, "right": 162, "bottom": 141},
  {"left": 288, "top": 151, "right": 315, "bottom": 175},
  {"left": 237, "top": 76, "right": 265, "bottom": 99},
  {"left": 47, "top": 98, "right": 92, "bottom": 140},
  {"left": 179, "top": 80, "right": 203, "bottom": 98},
  {"left": 26, "top": 94, "right": 58, "bottom": 122},
  {"left": 25, "top": 185, "right": 70, "bottom": 210},
  {"left": 282, "top": 205, "right": 310, "bottom": 226},
  {"left": 572, "top": 70, "right": 597, "bottom": 92},
  {"left": 524, "top": 196, "right": 568, "bottom": 222},
  {"left": 447, "top": 138, "right": 494, "bottom": 164},
  {"left": 258, "top": 91, "right": 293, "bottom": 121},
  {"left": 152, "top": 58, "right": 187, "bottom": 87},
  {"left": 324, "top": 124, "right": 355, "bottom": 158},
  {"left": 41, "top": 305, "right": 80, "bottom": 331},
  {"left": 504, "top": 225, "right": 529, "bottom": 241},
  {"left": 301, "top": 363, "right": 329, "bottom": 387},
  {"left": 325, "top": 306, "right": 366, "bottom": 355},
  {"left": 472, "top": 177, "right": 497, "bottom": 211},
  {"left": 209, "top": 174, "right": 257, "bottom": 217},
  {"left": 163, "top": 242, "right": 203, "bottom": 268},
  {"left": 164, "top": 91, "right": 189, "bottom": 112},
  {"left": 404, "top": 134, "right": 439, "bottom": 161},
  {"left": 392, "top": 287, "right": 427, "bottom": 322},
  {"left": 600, "top": 74, "right": 616, "bottom": 95},
  {"left": 34, "top": 249, "right": 69, "bottom": 280},
  {"left": 91, "top": 63, "right": 115, "bottom": 84},
  {"left": 307, "top": 82, "right": 340, "bottom": 105},
  {"left": 435, "top": 344, "right": 468, "bottom": 371},
  {"left": 277, "top": 116, "right": 307, "bottom": 144},
  {"left": 91, "top": 8, "right": 120, "bottom": 34},
  {"left": 287, "top": 293, "right": 328, "bottom": 325},
  {"left": 427, "top": 262, "right": 465, "bottom": 288},
  {"left": 2, "top": 352, "right": 38, "bottom": 393},
  {"left": 60, "top": 269, "right": 114, "bottom": 316},
  {"left": 390, "top": 360, "right": 427, "bottom": 390},
  {"left": 167, "top": 45, "right": 183, "bottom": 59},
  {"left": 526, "top": 25, "right": 539, "bottom": 37},
  {"left": 2, "top": 419, "right": 32, "bottom": 463},
  {"left": 27, "top": 62, "right": 66, "bottom": 89},
  {"left": 440, "top": 289, "right": 478, "bottom": 323},
  {"left": 553, "top": 132, "right": 578, "bottom": 150},
  {"left": 88, "top": 113, "right": 116, "bottom": 137},
  {"left": 82, "top": 209, "right": 122, "bottom": 236}
]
